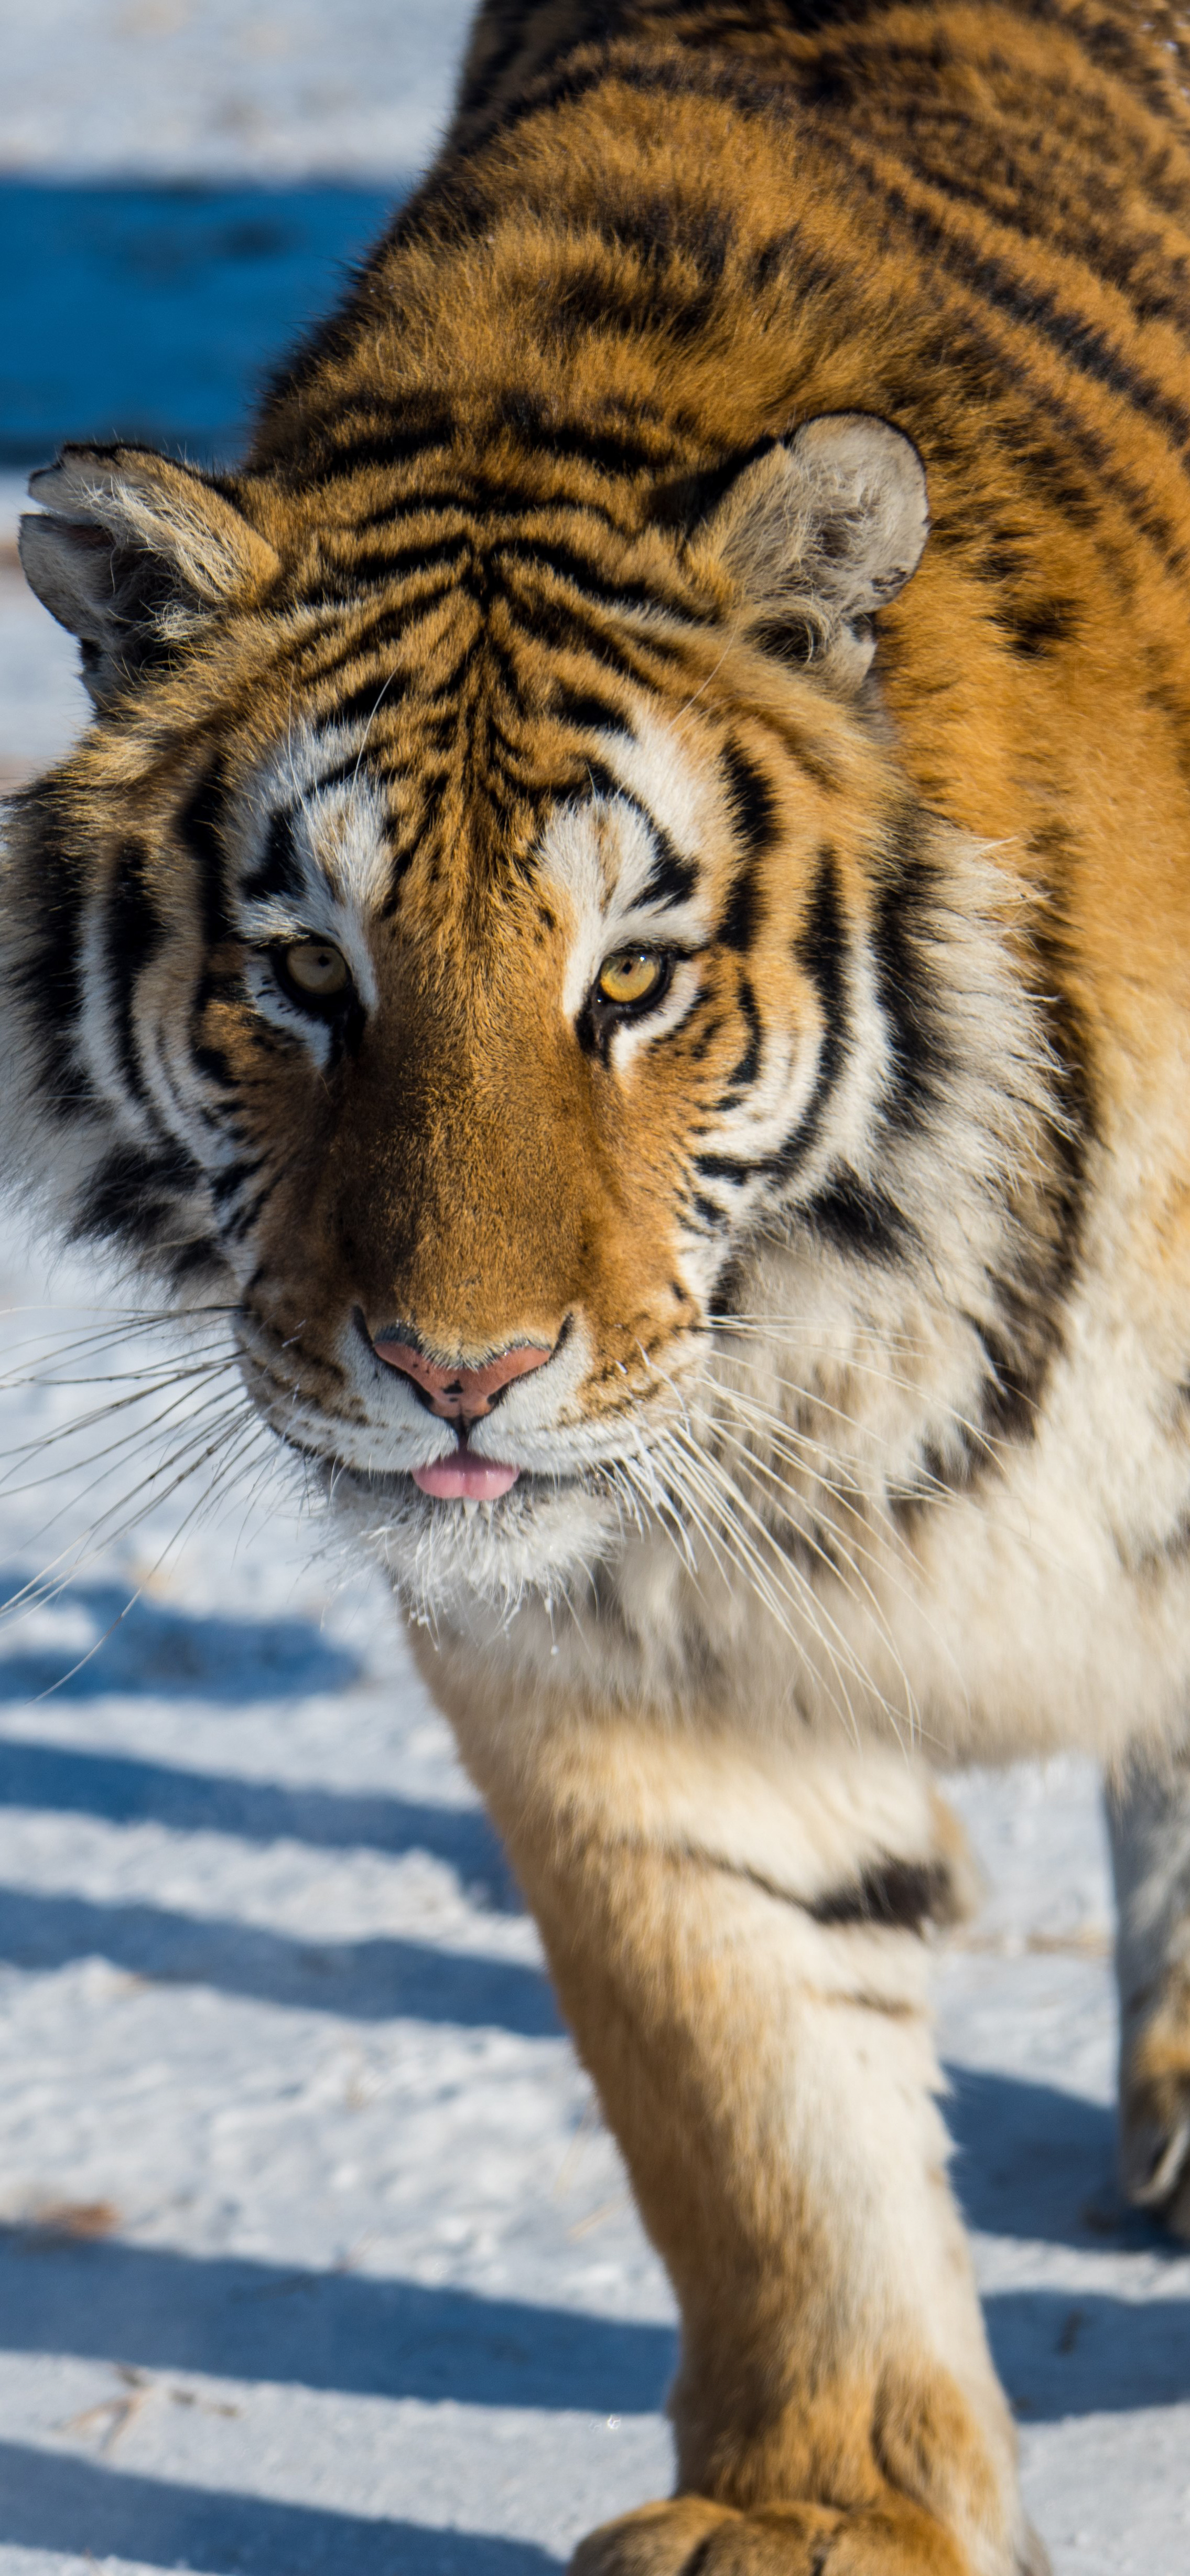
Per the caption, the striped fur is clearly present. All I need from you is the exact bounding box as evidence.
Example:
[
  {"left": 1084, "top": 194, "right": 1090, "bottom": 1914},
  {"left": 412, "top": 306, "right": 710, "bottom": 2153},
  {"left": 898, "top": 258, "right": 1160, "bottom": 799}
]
[{"left": 9, "top": 2, "right": 1190, "bottom": 2565}]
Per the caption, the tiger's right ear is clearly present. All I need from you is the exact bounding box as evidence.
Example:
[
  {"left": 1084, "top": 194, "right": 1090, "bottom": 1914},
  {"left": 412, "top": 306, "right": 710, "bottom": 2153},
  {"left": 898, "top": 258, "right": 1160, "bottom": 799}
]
[
  {"left": 18, "top": 445, "right": 281, "bottom": 708},
  {"left": 688, "top": 413, "right": 929, "bottom": 690}
]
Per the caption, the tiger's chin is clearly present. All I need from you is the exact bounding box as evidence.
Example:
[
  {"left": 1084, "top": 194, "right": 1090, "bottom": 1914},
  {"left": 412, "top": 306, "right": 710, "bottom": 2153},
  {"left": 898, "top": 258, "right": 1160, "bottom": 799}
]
[{"left": 322, "top": 1456, "right": 627, "bottom": 1626}]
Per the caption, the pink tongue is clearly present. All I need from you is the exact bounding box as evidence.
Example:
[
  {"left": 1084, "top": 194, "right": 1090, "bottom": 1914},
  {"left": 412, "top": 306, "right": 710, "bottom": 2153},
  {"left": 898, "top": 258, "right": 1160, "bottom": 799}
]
[{"left": 412, "top": 1456, "right": 521, "bottom": 1501}]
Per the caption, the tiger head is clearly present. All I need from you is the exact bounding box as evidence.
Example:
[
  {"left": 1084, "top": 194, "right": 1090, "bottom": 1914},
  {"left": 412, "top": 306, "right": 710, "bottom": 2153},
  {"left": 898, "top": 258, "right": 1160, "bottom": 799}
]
[{"left": 7, "top": 414, "right": 1054, "bottom": 1627}]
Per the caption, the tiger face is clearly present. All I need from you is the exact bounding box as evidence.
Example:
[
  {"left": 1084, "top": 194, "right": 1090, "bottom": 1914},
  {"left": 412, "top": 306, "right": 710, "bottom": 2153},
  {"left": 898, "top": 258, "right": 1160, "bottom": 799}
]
[{"left": 9, "top": 414, "right": 1053, "bottom": 1620}]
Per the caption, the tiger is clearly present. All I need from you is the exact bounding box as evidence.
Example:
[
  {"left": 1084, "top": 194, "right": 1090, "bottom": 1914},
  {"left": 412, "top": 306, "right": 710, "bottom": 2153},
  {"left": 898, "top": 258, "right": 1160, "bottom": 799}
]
[{"left": 9, "top": 0, "right": 1190, "bottom": 2564}]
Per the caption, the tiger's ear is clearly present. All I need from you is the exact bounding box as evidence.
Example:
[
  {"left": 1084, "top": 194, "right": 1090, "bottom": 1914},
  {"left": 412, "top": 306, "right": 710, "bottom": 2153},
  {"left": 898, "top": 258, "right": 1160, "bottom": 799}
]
[
  {"left": 18, "top": 445, "right": 281, "bottom": 708},
  {"left": 694, "top": 413, "right": 929, "bottom": 688}
]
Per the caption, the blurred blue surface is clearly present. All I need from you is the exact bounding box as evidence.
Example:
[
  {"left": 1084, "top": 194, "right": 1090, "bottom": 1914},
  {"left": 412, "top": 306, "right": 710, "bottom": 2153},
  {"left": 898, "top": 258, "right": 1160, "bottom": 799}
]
[{"left": 1, "top": 181, "right": 401, "bottom": 468}]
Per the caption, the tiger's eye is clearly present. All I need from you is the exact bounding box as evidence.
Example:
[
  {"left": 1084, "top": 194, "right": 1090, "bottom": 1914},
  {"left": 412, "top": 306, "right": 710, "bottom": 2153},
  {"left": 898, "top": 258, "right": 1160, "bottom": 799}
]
[
  {"left": 597, "top": 949, "right": 666, "bottom": 1008},
  {"left": 282, "top": 941, "right": 349, "bottom": 999}
]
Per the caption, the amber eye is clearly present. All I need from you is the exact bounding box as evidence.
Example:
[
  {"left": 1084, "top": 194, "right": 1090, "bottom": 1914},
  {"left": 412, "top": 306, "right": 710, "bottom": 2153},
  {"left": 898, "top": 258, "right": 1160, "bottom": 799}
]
[
  {"left": 595, "top": 948, "right": 669, "bottom": 1011},
  {"left": 274, "top": 940, "right": 351, "bottom": 1012}
]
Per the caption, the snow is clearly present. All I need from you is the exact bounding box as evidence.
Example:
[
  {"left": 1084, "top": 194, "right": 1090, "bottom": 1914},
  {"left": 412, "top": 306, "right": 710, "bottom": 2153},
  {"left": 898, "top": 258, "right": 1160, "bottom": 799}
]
[
  {"left": 0, "top": 3, "right": 478, "bottom": 181},
  {"left": 3, "top": 9, "right": 1190, "bottom": 2568},
  {"left": 0, "top": 481, "right": 88, "bottom": 787}
]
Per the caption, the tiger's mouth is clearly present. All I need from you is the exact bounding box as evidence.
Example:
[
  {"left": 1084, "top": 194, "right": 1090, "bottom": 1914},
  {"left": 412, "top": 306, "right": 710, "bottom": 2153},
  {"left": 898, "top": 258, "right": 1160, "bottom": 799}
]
[{"left": 263, "top": 1393, "right": 654, "bottom": 1505}]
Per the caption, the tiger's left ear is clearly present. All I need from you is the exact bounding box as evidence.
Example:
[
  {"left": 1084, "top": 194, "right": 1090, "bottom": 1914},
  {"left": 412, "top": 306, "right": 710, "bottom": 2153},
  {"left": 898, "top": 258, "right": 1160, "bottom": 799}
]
[
  {"left": 693, "top": 413, "right": 929, "bottom": 688},
  {"left": 18, "top": 444, "right": 281, "bottom": 709}
]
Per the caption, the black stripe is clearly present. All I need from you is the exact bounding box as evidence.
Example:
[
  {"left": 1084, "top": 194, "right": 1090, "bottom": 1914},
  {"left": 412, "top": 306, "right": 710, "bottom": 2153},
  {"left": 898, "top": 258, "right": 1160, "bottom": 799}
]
[
  {"left": 274, "top": 417, "right": 458, "bottom": 487},
  {"left": 223, "top": 1176, "right": 283, "bottom": 1243},
  {"left": 688, "top": 1011, "right": 726, "bottom": 1063},
  {"left": 640, "top": 840, "right": 699, "bottom": 908},
  {"left": 243, "top": 809, "right": 304, "bottom": 904},
  {"left": 307, "top": 755, "right": 374, "bottom": 800},
  {"left": 167, "top": 1236, "right": 227, "bottom": 1291},
  {"left": 878, "top": 94, "right": 1190, "bottom": 348},
  {"left": 464, "top": 30, "right": 772, "bottom": 149},
  {"left": 590, "top": 191, "right": 734, "bottom": 288},
  {"left": 73, "top": 1141, "right": 202, "bottom": 1253},
  {"left": 328, "top": 587, "right": 466, "bottom": 662},
  {"left": 995, "top": 596, "right": 1080, "bottom": 660},
  {"left": 582, "top": 767, "right": 697, "bottom": 906},
  {"left": 803, "top": 1170, "right": 910, "bottom": 1263},
  {"left": 486, "top": 403, "right": 673, "bottom": 479},
  {"left": 356, "top": 481, "right": 630, "bottom": 535},
  {"left": 494, "top": 532, "right": 674, "bottom": 617},
  {"left": 967, "top": 1313, "right": 1039, "bottom": 1445},
  {"left": 821, "top": 131, "right": 1190, "bottom": 576},
  {"left": 722, "top": 743, "right": 780, "bottom": 861},
  {"left": 211, "top": 1158, "right": 264, "bottom": 1208},
  {"left": 517, "top": 585, "right": 683, "bottom": 682},
  {"left": 810, "top": 1856, "right": 956, "bottom": 1932},
  {"left": 797, "top": 846, "right": 847, "bottom": 1023},
  {"left": 688, "top": 1192, "right": 731, "bottom": 1233},
  {"left": 300, "top": 533, "right": 472, "bottom": 603},
  {"left": 545, "top": 246, "right": 721, "bottom": 349},
  {"left": 177, "top": 763, "right": 231, "bottom": 947},
  {"left": 722, "top": 974, "right": 762, "bottom": 1092},
  {"left": 841, "top": 147, "right": 1190, "bottom": 525},
  {"left": 104, "top": 839, "right": 163, "bottom": 1107},
  {"left": 483, "top": 631, "right": 534, "bottom": 720},
  {"left": 718, "top": 744, "right": 777, "bottom": 952},
  {"left": 551, "top": 683, "right": 627, "bottom": 733},
  {"left": 762, "top": 847, "right": 849, "bottom": 1182},
  {"left": 318, "top": 670, "right": 415, "bottom": 731},
  {"left": 694, "top": 1153, "right": 755, "bottom": 1185},
  {"left": 298, "top": 598, "right": 463, "bottom": 699},
  {"left": 718, "top": 861, "right": 762, "bottom": 954},
  {"left": 578, "top": 757, "right": 622, "bottom": 807},
  {"left": 870, "top": 812, "right": 947, "bottom": 1135},
  {"left": 190, "top": 1034, "right": 237, "bottom": 1093},
  {"left": 8, "top": 792, "right": 93, "bottom": 1119}
]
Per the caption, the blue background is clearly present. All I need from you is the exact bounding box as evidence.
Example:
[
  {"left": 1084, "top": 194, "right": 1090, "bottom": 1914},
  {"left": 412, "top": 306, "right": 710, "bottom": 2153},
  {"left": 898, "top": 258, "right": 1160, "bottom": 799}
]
[{"left": 1, "top": 182, "right": 400, "bottom": 468}]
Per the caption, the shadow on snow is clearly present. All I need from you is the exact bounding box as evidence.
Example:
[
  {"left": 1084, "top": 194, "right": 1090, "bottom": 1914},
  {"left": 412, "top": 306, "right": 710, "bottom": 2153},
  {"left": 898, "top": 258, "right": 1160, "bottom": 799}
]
[
  {"left": 0, "top": 2439, "right": 563, "bottom": 2575},
  {"left": 985, "top": 2284, "right": 1190, "bottom": 2421},
  {"left": 0, "top": 1733, "right": 520, "bottom": 1908},
  {"left": 2, "top": 2206, "right": 1188, "bottom": 2424},
  {"left": 0, "top": 2232, "right": 676, "bottom": 2414},
  {"left": 945, "top": 2064, "right": 1171, "bottom": 2255},
  {"left": 0, "top": 1574, "right": 361, "bottom": 1702},
  {"left": 0, "top": 1883, "right": 557, "bottom": 2033}
]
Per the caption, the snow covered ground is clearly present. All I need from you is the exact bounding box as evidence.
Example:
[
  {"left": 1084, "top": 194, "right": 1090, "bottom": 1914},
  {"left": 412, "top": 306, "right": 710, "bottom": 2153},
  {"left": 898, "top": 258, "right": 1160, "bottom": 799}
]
[
  {"left": 4, "top": 4, "right": 1190, "bottom": 2569},
  {"left": 0, "top": 2, "right": 478, "bottom": 181}
]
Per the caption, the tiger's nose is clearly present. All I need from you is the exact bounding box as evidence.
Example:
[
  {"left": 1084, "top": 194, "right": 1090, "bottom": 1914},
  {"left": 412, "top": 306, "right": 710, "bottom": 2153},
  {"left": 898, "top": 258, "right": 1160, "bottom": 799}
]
[{"left": 371, "top": 1331, "right": 554, "bottom": 1420}]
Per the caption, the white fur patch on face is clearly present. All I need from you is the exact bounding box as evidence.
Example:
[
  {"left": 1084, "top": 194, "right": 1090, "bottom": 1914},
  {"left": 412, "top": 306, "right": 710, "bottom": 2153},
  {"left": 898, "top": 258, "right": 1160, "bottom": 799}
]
[{"left": 232, "top": 725, "right": 390, "bottom": 1047}]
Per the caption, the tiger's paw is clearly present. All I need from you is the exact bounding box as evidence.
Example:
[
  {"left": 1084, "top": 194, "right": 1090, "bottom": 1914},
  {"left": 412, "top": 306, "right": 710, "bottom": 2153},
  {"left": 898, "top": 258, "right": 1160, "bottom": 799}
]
[
  {"left": 1117, "top": 1968, "right": 1190, "bottom": 2234},
  {"left": 569, "top": 2494, "right": 975, "bottom": 2575},
  {"left": 1120, "top": 2060, "right": 1190, "bottom": 2233}
]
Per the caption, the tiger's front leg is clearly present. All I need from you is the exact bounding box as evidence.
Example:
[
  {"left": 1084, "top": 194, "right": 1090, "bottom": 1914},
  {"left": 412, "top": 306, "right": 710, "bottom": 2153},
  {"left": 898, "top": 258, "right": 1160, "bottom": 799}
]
[{"left": 427, "top": 1668, "right": 1042, "bottom": 2576}]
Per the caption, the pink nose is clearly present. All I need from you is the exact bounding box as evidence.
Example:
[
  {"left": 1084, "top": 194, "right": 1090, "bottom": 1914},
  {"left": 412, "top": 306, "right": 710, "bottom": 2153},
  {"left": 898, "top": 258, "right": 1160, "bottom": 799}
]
[{"left": 372, "top": 1335, "right": 553, "bottom": 1420}]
